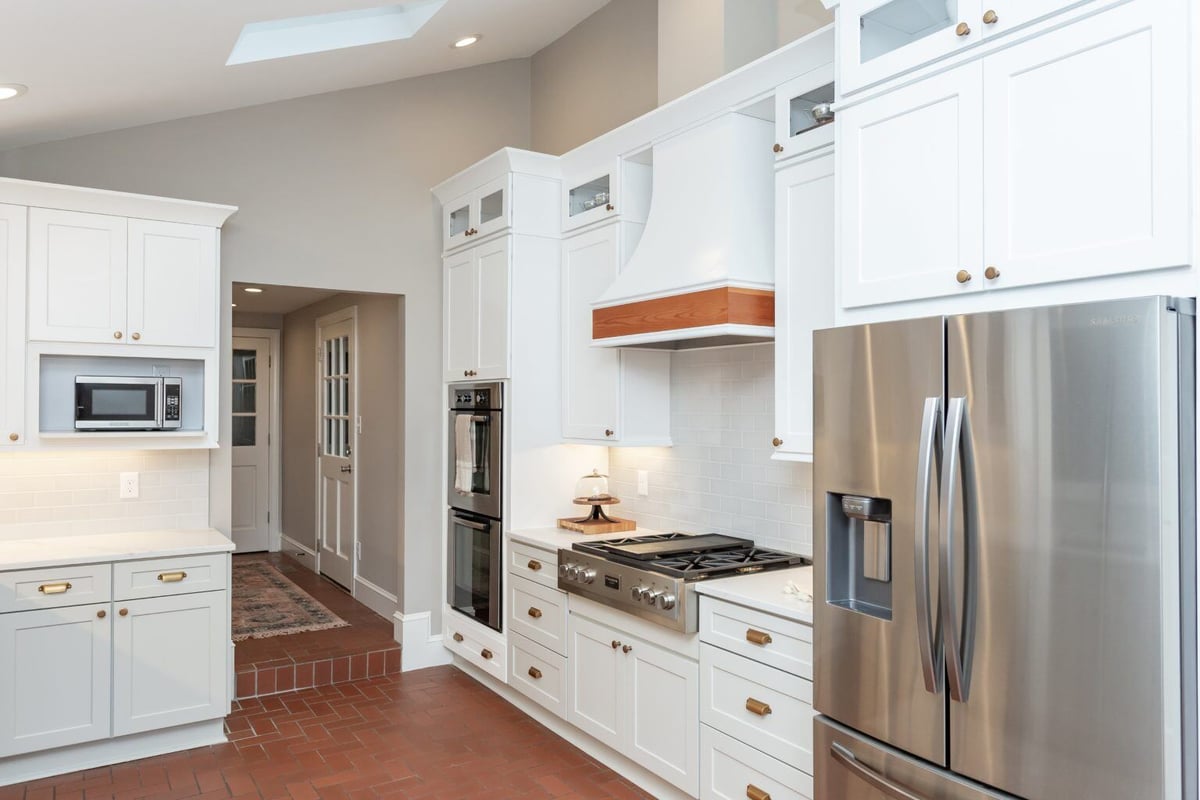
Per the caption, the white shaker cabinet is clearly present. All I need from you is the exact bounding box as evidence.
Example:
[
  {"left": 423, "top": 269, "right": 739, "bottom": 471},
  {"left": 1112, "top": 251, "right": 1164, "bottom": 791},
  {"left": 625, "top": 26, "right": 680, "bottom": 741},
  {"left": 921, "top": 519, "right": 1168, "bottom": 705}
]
[
  {"left": 127, "top": 220, "right": 218, "bottom": 348},
  {"left": 0, "top": 603, "right": 112, "bottom": 758},
  {"left": 839, "top": 63, "right": 984, "bottom": 308},
  {"left": 442, "top": 176, "right": 512, "bottom": 252},
  {"left": 773, "top": 150, "right": 835, "bottom": 462},
  {"left": 0, "top": 204, "right": 27, "bottom": 448},
  {"left": 442, "top": 235, "right": 511, "bottom": 382}
]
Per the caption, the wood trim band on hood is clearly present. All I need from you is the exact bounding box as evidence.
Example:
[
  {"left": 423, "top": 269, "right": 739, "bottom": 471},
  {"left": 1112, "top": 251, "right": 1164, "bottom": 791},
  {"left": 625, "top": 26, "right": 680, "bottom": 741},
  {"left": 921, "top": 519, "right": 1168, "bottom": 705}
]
[{"left": 592, "top": 286, "right": 775, "bottom": 340}]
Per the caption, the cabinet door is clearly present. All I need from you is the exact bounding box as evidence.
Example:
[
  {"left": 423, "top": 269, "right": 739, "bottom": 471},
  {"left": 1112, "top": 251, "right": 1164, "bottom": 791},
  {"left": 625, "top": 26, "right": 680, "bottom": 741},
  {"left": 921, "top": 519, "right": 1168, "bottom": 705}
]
[
  {"left": 839, "top": 62, "right": 984, "bottom": 308},
  {"left": 473, "top": 176, "right": 511, "bottom": 241},
  {"left": 979, "top": 0, "right": 1089, "bottom": 39},
  {"left": 561, "top": 226, "right": 621, "bottom": 441},
  {"left": 774, "top": 152, "right": 835, "bottom": 461},
  {"left": 0, "top": 603, "right": 111, "bottom": 757},
  {"left": 443, "top": 248, "right": 478, "bottom": 381},
  {"left": 563, "top": 167, "right": 619, "bottom": 232},
  {"left": 839, "top": 0, "right": 980, "bottom": 94},
  {"left": 474, "top": 236, "right": 511, "bottom": 380},
  {"left": 566, "top": 614, "right": 624, "bottom": 752},
  {"left": 112, "top": 591, "right": 228, "bottom": 736},
  {"left": 128, "top": 220, "right": 217, "bottom": 348},
  {"left": 981, "top": 0, "right": 1189, "bottom": 289},
  {"left": 626, "top": 637, "right": 700, "bottom": 796},
  {"left": 443, "top": 191, "right": 473, "bottom": 252},
  {"left": 28, "top": 208, "right": 128, "bottom": 344},
  {"left": 0, "top": 204, "right": 27, "bottom": 448}
]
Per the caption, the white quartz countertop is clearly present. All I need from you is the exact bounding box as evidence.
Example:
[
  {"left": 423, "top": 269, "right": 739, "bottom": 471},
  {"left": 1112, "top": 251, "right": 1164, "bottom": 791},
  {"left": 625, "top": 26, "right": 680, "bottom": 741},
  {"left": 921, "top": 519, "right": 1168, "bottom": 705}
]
[
  {"left": 0, "top": 529, "right": 234, "bottom": 571},
  {"left": 695, "top": 565, "right": 814, "bottom": 626},
  {"left": 508, "top": 526, "right": 663, "bottom": 552}
]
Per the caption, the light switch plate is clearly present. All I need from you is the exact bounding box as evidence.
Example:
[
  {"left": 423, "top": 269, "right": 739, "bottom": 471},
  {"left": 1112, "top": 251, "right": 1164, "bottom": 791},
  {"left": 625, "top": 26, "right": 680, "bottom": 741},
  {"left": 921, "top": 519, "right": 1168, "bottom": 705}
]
[{"left": 637, "top": 470, "right": 649, "bottom": 497}]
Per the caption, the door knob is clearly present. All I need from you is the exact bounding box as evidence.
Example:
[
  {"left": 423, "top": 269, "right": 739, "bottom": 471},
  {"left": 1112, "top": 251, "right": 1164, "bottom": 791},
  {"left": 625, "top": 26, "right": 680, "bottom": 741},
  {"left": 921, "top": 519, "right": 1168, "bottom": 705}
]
[
  {"left": 97, "top": 610, "right": 107, "bottom": 619},
  {"left": 956, "top": 270, "right": 973, "bottom": 284},
  {"left": 7, "top": 433, "right": 17, "bottom": 442},
  {"left": 119, "top": 608, "right": 129, "bottom": 617},
  {"left": 983, "top": 9, "right": 998, "bottom": 24},
  {"left": 340, "top": 465, "right": 352, "bottom": 473},
  {"left": 131, "top": 332, "right": 141, "bottom": 341},
  {"left": 984, "top": 266, "right": 1001, "bottom": 280},
  {"left": 772, "top": 143, "right": 784, "bottom": 154},
  {"left": 604, "top": 428, "right": 614, "bottom": 437},
  {"left": 114, "top": 331, "right": 123, "bottom": 340},
  {"left": 622, "top": 645, "right": 633, "bottom": 654},
  {"left": 956, "top": 21, "right": 971, "bottom": 36},
  {"left": 605, "top": 204, "right": 615, "bottom": 212},
  {"left": 772, "top": 437, "right": 783, "bottom": 447},
  {"left": 611, "top": 640, "right": 621, "bottom": 649}
]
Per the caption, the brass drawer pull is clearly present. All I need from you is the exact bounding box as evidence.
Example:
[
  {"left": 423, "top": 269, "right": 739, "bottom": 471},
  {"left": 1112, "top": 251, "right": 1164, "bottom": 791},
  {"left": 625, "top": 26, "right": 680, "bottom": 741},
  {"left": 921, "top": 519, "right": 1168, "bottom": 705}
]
[
  {"left": 611, "top": 640, "right": 621, "bottom": 649},
  {"left": 453, "top": 632, "right": 464, "bottom": 643},
  {"left": 528, "top": 607, "right": 543, "bottom": 619},
  {"left": 622, "top": 644, "right": 633, "bottom": 654},
  {"left": 527, "top": 666, "right": 543, "bottom": 680},
  {"left": 481, "top": 648, "right": 493, "bottom": 660},
  {"left": 119, "top": 608, "right": 129, "bottom": 617},
  {"left": 746, "top": 697, "right": 773, "bottom": 717},
  {"left": 746, "top": 628, "right": 773, "bottom": 646},
  {"left": 38, "top": 582, "right": 72, "bottom": 595},
  {"left": 96, "top": 609, "right": 106, "bottom": 619},
  {"left": 746, "top": 785, "right": 772, "bottom": 800},
  {"left": 157, "top": 571, "right": 187, "bottom": 583},
  {"left": 527, "top": 559, "right": 542, "bottom": 571}
]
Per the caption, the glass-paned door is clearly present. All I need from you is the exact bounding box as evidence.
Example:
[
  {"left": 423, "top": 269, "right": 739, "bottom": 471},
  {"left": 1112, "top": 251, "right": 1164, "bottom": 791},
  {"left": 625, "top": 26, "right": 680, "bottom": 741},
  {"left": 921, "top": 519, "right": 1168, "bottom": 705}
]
[
  {"left": 317, "top": 312, "right": 356, "bottom": 590},
  {"left": 231, "top": 337, "right": 271, "bottom": 553}
]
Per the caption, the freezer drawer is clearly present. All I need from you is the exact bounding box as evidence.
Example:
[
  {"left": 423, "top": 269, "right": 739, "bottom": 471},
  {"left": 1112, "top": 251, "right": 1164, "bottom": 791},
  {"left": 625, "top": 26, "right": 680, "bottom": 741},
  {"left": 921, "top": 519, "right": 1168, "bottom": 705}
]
[{"left": 815, "top": 717, "right": 1015, "bottom": 800}]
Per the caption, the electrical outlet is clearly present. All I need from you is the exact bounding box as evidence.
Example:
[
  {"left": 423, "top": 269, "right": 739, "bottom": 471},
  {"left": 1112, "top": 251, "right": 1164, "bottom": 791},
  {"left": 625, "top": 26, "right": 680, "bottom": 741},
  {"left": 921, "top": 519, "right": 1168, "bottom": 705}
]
[
  {"left": 637, "top": 469, "right": 649, "bottom": 497},
  {"left": 119, "top": 472, "right": 139, "bottom": 499}
]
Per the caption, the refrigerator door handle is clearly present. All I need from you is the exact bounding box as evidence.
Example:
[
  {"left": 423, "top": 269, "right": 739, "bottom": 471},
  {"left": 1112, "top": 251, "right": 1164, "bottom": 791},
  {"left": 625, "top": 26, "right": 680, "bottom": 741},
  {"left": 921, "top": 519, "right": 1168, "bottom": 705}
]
[
  {"left": 939, "top": 396, "right": 979, "bottom": 703},
  {"left": 831, "top": 742, "right": 931, "bottom": 800},
  {"left": 914, "top": 396, "right": 943, "bottom": 694}
]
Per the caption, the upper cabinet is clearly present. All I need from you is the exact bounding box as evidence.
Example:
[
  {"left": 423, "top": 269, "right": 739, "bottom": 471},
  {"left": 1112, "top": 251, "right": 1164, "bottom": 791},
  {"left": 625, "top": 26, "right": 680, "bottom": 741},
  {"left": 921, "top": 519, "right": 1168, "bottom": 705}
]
[
  {"left": 0, "top": 204, "right": 27, "bottom": 449},
  {"left": 773, "top": 71, "right": 835, "bottom": 162},
  {"left": 443, "top": 175, "right": 512, "bottom": 252},
  {"left": 443, "top": 236, "right": 511, "bottom": 382},
  {"left": 562, "top": 159, "right": 652, "bottom": 233},
  {"left": 28, "top": 210, "right": 218, "bottom": 349},
  {"left": 839, "top": 0, "right": 1189, "bottom": 309},
  {"left": 837, "top": 0, "right": 1086, "bottom": 95}
]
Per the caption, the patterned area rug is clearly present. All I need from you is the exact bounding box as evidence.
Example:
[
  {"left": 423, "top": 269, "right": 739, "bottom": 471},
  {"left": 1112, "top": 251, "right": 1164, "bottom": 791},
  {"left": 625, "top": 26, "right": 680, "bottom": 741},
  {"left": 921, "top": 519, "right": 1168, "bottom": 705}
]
[{"left": 232, "top": 560, "right": 349, "bottom": 641}]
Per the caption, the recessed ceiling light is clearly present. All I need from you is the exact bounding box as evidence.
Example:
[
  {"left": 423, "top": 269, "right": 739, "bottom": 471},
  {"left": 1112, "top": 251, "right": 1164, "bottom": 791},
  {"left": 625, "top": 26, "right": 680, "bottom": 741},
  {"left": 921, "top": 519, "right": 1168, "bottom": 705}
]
[
  {"left": 243, "top": 287, "right": 264, "bottom": 294},
  {"left": 453, "top": 34, "right": 481, "bottom": 48},
  {"left": 0, "top": 84, "right": 28, "bottom": 101},
  {"left": 232, "top": 303, "right": 238, "bottom": 308}
]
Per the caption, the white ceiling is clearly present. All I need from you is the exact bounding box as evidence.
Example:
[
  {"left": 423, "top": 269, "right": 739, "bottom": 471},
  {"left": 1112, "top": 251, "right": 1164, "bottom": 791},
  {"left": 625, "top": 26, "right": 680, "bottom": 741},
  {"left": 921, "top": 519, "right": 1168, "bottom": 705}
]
[
  {"left": 0, "top": 0, "right": 609, "bottom": 151},
  {"left": 232, "top": 283, "right": 342, "bottom": 315}
]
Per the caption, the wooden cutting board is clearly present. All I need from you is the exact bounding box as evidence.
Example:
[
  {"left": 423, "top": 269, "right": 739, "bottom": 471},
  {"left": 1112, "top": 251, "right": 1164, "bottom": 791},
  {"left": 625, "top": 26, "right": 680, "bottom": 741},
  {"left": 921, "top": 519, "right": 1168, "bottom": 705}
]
[{"left": 557, "top": 515, "right": 636, "bottom": 534}]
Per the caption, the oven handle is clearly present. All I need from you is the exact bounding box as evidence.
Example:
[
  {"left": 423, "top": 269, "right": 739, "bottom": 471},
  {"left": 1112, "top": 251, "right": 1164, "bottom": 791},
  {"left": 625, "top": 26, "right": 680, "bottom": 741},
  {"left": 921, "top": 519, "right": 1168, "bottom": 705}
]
[{"left": 452, "top": 516, "right": 490, "bottom": 532}]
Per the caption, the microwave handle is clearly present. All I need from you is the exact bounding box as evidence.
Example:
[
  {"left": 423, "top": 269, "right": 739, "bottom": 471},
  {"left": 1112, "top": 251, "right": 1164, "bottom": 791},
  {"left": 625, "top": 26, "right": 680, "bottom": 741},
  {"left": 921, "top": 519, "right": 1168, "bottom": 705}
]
[{"left": 452, "top": 516, "right": 490, "bottom": 532}]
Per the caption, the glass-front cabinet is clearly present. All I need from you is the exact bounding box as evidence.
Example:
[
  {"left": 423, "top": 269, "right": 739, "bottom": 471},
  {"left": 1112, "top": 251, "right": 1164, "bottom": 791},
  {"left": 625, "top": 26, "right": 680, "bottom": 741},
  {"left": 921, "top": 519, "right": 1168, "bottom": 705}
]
[
  {"left": 563, "top": 168, "right": 618, "bottom": 232},
  {"left": 441, "top": 175, "right": 511, "bottom": 251},
  {"left": 773, "top": 70, "right": 836, "bottom": 161}
]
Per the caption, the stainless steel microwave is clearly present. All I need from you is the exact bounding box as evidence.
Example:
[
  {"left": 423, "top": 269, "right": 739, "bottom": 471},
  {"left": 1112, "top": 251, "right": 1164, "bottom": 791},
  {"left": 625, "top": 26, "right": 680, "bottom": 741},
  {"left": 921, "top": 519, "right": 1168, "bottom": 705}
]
[{"left": 74, "top": 376, "right": 182, "bottom": 431}]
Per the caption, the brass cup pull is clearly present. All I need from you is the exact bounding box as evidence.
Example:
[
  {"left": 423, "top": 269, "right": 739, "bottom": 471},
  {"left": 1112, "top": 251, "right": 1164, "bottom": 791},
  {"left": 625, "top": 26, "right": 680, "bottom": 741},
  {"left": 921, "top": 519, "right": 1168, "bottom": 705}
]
[
  {"left": 956, "top": 269, "right": 972, "bottom": 284},
  {"left": 771, "top": 437, "right": 783, "bottom": 447},
  {"left": 453, "top": 632, "right": 464, "bottom": 643},
  {"left": 622, "top": 644, "right": 633, "bottom": 654},
  {"left": 984, "top": 266, "right": 1001, "bottom": 281},
  {"left": 983, "top": 9, "right": 998, "bottom": 23},
  {"left": 113, "top": 331, "right": 123, "bottom": 340},
  {"left": 746, "top": 697, "right": 773, "bottom": 717},
  {"left": 38, "top": 582, "right": 72, "bottom": 595},
  {"left": 528, "top": 607, "right": 543, "bottom": 619},
  {"left": 8, "top": 433, "right": 17, "bottom": 442},
  {"left": 772, "top": 143, "right": 784, "bottom": 154},
  {"left": 955, "top": 21, "right": 971, "bottom": 36},
  {"left": 746, "top": 785, "right": 772, "bottom": 800},
  {"left": 131, "top": 332, "right": 141, "bottom": 341},
  {"left": 746, "top": 628, "right": 773, "bottom": 646},
  {"left": 527, "top": 666, "right": 543, "bottom": 680},
  {"left": 97, "top": 609, "right": 107, "bottom": 619},
  {"left": 481, "top": 648, "right": 493, "bottom": 660},
  {"left": 611, "top": 640, "right": 621, "bottom": 649},
  {"left": 157, "top": 571, "right": 187, "bottom": 583},
  {"left": 119, "top": 608, "right": 129, "bottom": 617},
  {"left": 527, "top": 559, "right": 542, "bottom": 571}
]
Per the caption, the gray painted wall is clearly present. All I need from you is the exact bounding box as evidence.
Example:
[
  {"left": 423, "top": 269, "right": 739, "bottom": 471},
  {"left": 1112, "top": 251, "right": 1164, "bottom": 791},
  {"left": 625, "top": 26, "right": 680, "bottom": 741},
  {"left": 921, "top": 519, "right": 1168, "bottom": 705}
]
[
  {"left": 232, "top": 311, "right": 283, "bottom": 330},
  {"left": 0, "top": 58, "right": 533, "bottom": 630},
  {"left": 530, "top": 0, "right": 658, "bottom": 155}
]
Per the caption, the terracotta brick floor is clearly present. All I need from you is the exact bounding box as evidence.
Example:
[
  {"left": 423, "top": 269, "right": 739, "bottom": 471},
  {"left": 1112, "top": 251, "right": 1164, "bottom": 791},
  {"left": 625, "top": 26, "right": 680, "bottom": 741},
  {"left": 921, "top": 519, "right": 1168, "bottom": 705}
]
[
  {"left": 4, "top": 669, "right": 653, "bottom": 800},
  {"left": 234, "top": 554, "right": 400, "bottom": 700}
]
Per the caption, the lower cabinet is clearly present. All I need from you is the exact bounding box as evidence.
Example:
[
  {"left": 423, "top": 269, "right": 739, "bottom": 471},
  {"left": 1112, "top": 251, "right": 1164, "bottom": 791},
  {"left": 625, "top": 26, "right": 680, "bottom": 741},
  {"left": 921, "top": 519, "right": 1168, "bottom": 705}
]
[
  {"left": 567, "top": 613, "right": 699, "bottom": 796},
  {"left": 700, "top": 725, "right": 813, "bottom": 800}
]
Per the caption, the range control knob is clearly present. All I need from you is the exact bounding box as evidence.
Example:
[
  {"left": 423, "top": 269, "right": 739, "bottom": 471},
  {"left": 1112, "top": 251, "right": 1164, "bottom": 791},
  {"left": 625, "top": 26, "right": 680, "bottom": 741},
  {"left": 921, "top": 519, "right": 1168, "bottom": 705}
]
[
  {"left": 580, "top": 568, "right": 597, "bottom": 585},
  {"left": 564, "top": 564, "right": 580, "bottom": 581},
  {"left": 558, "top": 564, "right": 570, "bottom": 579},
  {"left": 658, "top": 593, "right": 677, "bottom": 610},
  {"left": 631, "top": 586, "right": 647, "bottom": 601},
  {"left": 643, "top": 589, "right": 662, "bottom": 606}
]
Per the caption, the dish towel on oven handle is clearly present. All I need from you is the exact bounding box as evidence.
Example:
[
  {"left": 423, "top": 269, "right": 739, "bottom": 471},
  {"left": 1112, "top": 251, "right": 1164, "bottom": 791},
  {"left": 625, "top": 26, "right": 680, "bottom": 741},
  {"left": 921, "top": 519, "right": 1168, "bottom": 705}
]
[{"left": 453, "top": 414, "right": 475, "bottom": 494}]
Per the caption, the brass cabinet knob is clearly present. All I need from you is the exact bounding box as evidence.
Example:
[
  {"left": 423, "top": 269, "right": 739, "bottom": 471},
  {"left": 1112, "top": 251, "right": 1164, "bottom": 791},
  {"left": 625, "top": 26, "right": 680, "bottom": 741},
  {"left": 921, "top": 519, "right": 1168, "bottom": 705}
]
[
  {"left": 114, "top": 331, "right": 123, "bottom": 340},
  {"left": 773, "top": 143, "right": 784, "bottom": 154},
  {"left": 452, "top": 632, "right": 464, "bottom": 643},
  {"left": 983, "top": 9, "right": 998, "bottom": 23},
  {"left": 622, "top": 644, "right": 633, "bottom": 654},
  {"left": 772, "top": 437, "right": 783, "bottom": 447},
  {"left": 527, "top": 666, "right": 543, "bottom": 680},
  {"left": 956, "top": 269, "right": 973, "bottom": 284},
  {"left": 984, "top": 266, "right": 1001, "bottom": 280},
  {"left": 131, "top": 332, "right": 141, "bottom": 341},
  {"left": 604, "top": 428, "right": 614, "bottom": 437},
  {"left": 119, "top": 608, "right": 129, "bottom": 617},
  {"left": 7, "top": 433, "right": 17, "bottom": 442},
  {"left": 745, "top": 697, "right": 773, "bottom": 717},
  {"left": 956, "top": 21, "right": 971, "bottom": 36},
  {"left": 746, "top": 785, "right": 772, "bottom": 800},
  {"left": 97, "top": 609, "right": 106, "bottom": 619},
  {"left": 611, "top": 640, "right": 621, "bottom": 649},
  {"left": 480, "top": 648, "right": 493, "bottom": 660},
  {"left": 527, "top": 607, "right": 543, "bottom": 619},
  {"left": 527, "top": 559, "right": 542, "bottom": 571},
  {"left": 605, "top": 204, "right": 615, "bottom": 212}
]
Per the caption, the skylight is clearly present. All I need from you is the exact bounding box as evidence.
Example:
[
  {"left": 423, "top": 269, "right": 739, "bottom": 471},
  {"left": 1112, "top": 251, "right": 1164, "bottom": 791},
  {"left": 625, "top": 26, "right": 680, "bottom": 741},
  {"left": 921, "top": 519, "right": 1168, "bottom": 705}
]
[{"left": 226, "top": 0, "right": 448, "bottom": 66}]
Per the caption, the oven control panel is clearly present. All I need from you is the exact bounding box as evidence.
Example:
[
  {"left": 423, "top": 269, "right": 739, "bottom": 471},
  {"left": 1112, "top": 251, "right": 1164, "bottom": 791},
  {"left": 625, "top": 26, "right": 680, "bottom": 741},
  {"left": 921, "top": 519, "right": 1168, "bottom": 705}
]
[{"left": 557, "top": 550, "right": 694, "bottom": 632}]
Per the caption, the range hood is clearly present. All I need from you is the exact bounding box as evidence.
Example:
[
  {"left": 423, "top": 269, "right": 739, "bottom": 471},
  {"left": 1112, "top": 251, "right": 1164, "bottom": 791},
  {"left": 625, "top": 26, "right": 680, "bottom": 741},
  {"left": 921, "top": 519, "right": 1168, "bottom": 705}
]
[{"left": 591, "top": 112, "right": 775, "bottom": 349}]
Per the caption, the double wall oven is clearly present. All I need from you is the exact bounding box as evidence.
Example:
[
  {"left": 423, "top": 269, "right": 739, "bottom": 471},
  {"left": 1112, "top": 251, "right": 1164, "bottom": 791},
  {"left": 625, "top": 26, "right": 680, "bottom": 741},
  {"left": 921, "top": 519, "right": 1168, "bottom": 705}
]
[{"left": 446, "top": 382, "right": 504, "bottom": 632}]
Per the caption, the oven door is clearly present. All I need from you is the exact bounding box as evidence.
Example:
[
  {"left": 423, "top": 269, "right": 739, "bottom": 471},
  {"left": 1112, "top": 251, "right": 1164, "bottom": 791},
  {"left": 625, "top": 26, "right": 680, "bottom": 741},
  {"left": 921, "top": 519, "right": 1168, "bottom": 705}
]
[
  {"left": 447, "top": 510, "right": 502, "bottom": 632},
  {"left": 447, "top": 408, "right": 502, "bottom": 519},
  {"left": 75, "top": 377, "right": 162, "bottom": 430}
]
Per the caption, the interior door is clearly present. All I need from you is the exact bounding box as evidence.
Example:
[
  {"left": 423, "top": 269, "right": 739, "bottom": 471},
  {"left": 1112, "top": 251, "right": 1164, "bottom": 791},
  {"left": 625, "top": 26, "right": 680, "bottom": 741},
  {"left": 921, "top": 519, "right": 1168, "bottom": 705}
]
[
  {"left": 317, "top": 313, "right": 356, "bottom": 590},
  {"left": 127, "top": 220, "right": 217, "bottom": 348},
  {"left": 231, "top": 337, "right": 271, "bottom": 553},
  {"left": 945, "top": 298, "right": 1186, "bottom": 799},
  {"left": 812, "top": 315, "right": 947, "bottom": 766}
]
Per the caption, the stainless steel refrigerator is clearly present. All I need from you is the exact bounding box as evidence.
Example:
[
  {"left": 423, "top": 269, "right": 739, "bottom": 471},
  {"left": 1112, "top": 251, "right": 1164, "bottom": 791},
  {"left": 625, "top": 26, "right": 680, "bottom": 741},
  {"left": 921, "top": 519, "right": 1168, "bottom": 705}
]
[{"left": 812, "top": 296, "right": 1197, "bottom": 800}]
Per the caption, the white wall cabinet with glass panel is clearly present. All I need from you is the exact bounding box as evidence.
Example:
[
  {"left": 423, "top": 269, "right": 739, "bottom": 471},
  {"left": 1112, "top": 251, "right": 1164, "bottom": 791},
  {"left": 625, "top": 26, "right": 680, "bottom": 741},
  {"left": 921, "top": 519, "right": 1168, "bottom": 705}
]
[
  {"left": 561, "top": 157, "right": 652, "bottom": 233},
  {"left": 440, "top": 149, "right": 560, "bottom": 253}
]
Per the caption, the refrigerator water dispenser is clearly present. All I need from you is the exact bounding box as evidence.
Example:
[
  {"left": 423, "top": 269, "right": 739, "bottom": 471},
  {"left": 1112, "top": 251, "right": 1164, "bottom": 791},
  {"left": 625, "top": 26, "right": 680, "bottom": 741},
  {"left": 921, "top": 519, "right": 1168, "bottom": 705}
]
[{"left": 826, "top": 494, "right": 892, "bottom": 620}]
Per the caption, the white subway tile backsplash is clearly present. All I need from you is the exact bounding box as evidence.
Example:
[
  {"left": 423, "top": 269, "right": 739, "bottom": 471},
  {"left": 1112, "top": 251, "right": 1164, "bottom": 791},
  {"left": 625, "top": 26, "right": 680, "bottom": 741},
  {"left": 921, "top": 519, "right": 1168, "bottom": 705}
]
[
  {"left": 0, "top": 450, "right": 209, "bottom": 540},
  {"left": 611, "top": 344, "right": 814, "bottom": 557}
]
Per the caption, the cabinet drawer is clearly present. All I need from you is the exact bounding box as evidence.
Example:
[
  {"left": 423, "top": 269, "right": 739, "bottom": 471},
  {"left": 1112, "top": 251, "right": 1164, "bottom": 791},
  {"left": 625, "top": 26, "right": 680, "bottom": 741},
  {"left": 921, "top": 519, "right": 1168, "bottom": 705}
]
[
  {"left": 509, "top": 542, "right": 558, "bottom": 589},
  {"left": 700, "top": 725, "right": 813, "bottom": 800},
  {"left": 509, "top": 635, "right": 566, "bottom": 717},
  {"left": 700, "top": 596, "right": 812, "bottom": 679},
  {"left": 700, "top": 644, "right": 813, "bottom": 771},
  {"left": 0, "top": 564, "right": 111, "bottom": 613},
  {"left": 508, "top": 575, "right": 567, "bottom": 655},
  {"left": 113, "top": 553, "right": 227, "bottom": 600},
  {"left": 444, "top": 619, "right": 506, "bottom": 682}
]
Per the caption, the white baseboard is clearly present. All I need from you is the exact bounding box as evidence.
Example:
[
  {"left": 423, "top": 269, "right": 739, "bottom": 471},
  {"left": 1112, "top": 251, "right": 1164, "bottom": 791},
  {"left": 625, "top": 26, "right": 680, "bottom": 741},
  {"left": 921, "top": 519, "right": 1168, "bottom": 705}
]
[
  {"left": 452, "top": 658, "right": 693, "bottom": 800},
  {"left": 394, "top": 610, "right": 452, "bottom": 671},
  {"left": 354, "top": 575, "right": 397, "bottom": 620},
  {"left": 0, "top": 720, "right": 225, "bottom": 787},
  {"left": 280, "top": 534, "right": 318, "bottom": 572}
]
